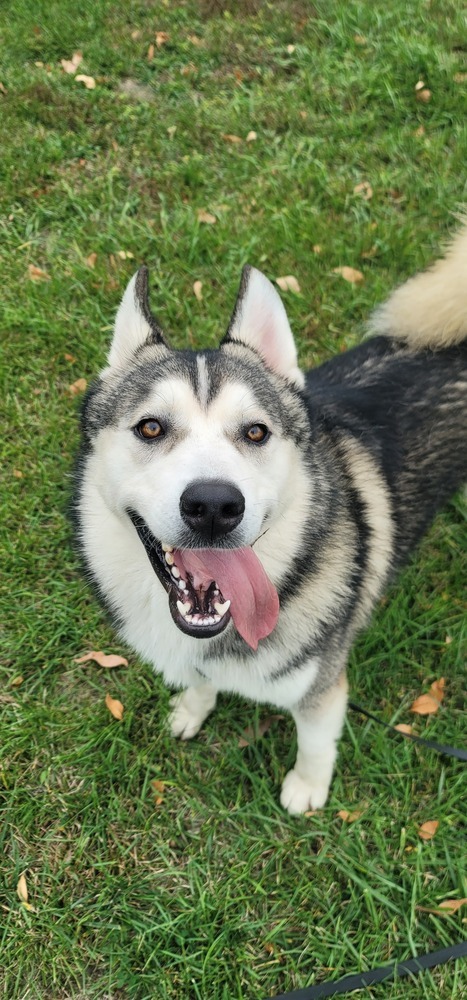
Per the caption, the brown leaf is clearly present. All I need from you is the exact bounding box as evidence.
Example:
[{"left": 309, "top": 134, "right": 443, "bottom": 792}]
[
  {"left": 246, "top": 130, "right": 257, "bottom": 142},
  {"left": 131, "top": 29, "right": 142, "bottom": 40},
  {"left": 68, "top": 377, "right": 87, "bottom": 395},
  {"left": 337, "top": 808, "right": 364, "bottom": 823},
  {"left": 276, "top": 275, "right": 301, "bottom": 293},
  {"left": 64, "top": 352, "right": 76, "bottom": 362},
  {"left": 238, "top": 714, "right": 284, "bottom": 747},
  {"left": 105, "top": 693, "right": 124, "bottom": 720},
  {"left": 13, "top": 469, "right": 23, "bottom": 479},
  {"left": 60, "top": 51, "right": 83, "bottom": 74},
  {"left": 86, "top": 252, "right": 97, "bottom": 268},
  {"left": 197, "top": 209, "right": 216, "bottom": 224},
  {"left": 74, "top": 650, "right": 128, "bottom": 668},
  {"left": 353, "top": 181, "right": 373, "bottom": 201},
  {"left": 418, "top": 819, "right": 439, "bottom": 841},
  {"left": 10, "top": 676, "right": 23, "bottom": 687},
  {"left": 313, "top": 244, "right": 322, "bottom": 254},
  {"left": 333, "top": 266, "right": 364, "bottom": 284},
  {"left": 28, "top": 264, "right": 50, "bottom": 282},
  {"left": 394, "top": 723, "right": 413, "bottom": 735},
  {"left": 411, "top": 677, "right": 444, "bottom": 715},
  {"left": 193, "top": 280, "right": 203, "bottom": 301},
  {"left": 438, "top": 898, "right": 467, "bottom": 914},
  {"left": 155, "top": 31, "right": 169, "bottom": 47},
  {"left": 222, "top": 133, "right": 242, "bottom": 144},
  {"left": 75, "top": 74, "right": 96, "bottom": 90},
  {"left": 17, "top": 874, "right": 28, "bottom": 903},
  {"left": 152, "top": 779, "right": 166, "bottom": 794},
  {"left": 416, "top": 88, "right": 431, "bottom": 103},
  {"left": 414, "top": 125, "right": 425, "bottom": 137},
  {"left": 181, "top": 63, "right": 197, "bottom": 76},
  {"left": 147, "top": 44, "right": 155, "bottom": 61}
]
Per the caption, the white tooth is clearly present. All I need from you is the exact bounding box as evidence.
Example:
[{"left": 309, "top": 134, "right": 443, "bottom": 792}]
[
  {"left": 171, "top": 566, "right": 180, "bottom": 578},
  {"left": 178, "top": 579, "right": 187, "bottom": 590},
  {"left": 162, "top": 543, "right": 174, "bottom": 552},
  {"left": 176, "top": 600, "right": 191, "bottom": 617},
  {"left": 213, "top": 600, "right": 230, "bottom": 615},
  {"left": 165, "top": 552, "right": 175, "bottom": 565}
]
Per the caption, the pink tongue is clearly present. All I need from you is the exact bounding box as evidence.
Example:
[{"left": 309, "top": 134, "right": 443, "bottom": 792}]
[{"left": 175, "top": 547, "right": 279, "bottom": 650}]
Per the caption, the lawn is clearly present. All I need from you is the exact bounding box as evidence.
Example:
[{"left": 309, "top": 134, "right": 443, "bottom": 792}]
[{"left": 1, "top": 1, "right": 466, "bottom": 998}]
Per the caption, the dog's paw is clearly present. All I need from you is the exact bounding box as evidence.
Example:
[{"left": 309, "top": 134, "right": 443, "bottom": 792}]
[
  {"left": 168, "top": 687, "right": 216, "bottom": 740},
  {"left": 280, "top": 769, "right": 329, "bottom": 815}
]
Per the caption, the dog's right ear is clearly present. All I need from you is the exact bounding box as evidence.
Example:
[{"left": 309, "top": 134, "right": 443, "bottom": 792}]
[{"left": 107, "top": 267, "right": 167, "bottom": 368}]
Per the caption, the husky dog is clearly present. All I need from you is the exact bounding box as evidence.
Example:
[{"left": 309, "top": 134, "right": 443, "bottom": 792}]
[{"left": 74, "top": 228, "right": 467, "bottom": 814}]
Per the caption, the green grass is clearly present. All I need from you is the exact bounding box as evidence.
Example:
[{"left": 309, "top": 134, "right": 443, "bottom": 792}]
[{"left": 1, "top": 1, "right": 466, "bottom": 997}]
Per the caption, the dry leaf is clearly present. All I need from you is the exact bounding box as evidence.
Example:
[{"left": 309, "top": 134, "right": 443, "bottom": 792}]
[
  {"left": 28, "top": 264, "right": 50, "bottom": 282},
  {"left": 418, "top": 820, "right": 439, "bottom": 841},
  {"left": 222, "top": 133, "right": 242, "bottom": 144},
  {"left": 147, "top": 44, "right": 155, "bottom": 61},
  {"left": 64, "top": 352, "right": 76, "bottom": 362},
  {"left": 117, "top": 250, "right": 134, "bottom": 259},
  {"left": 276, "top": 275, "right": 301, "bottom": 293},
  {"left": 155, "top": 31, "right": 169, "bottom": 47},
  {"left": 411, "top": 677, "right": 445, "bottom": 715},
  {"left": 167, "top": 125, "right": 176, "bottom": 138},
  {"left": 17, "top": 874, "right": 28, "bottom": 902},
  {"left": 86, "top": 252, "right": 97, "bottom": 269},
  {"left": 414, "top": 125, "right": 425, "bottom": 137},
  {"left": 246, "top": 130, "right": 257, "bottom": 141},
  {"left": 197, "top": 209, "right": 216, "bottom": 224},
  {"left": 60, "top": 51, "right": 83, "bottom": 74},
  {"left": 415, "top": 80, "right": 425, "bottom": 92},
  {"left": 193, "top": 280, "right": 203, "bottom": 301},
  {"left": 74, "top": 650, "right": 128, "bottom": 668},
  {"left": 105, "top": 693, "right": 124, "bottom": 720},
  {"left": 353, "top": 181, "right": 373, "bottom": 200},
  {"left": 10, "top": 676, "right": 23, "bottom": 687},
  {"left": 0, "top": 81, "right": 7, "bottom": 95},
  {"left": 394, "top": 723, "right": 413, "bottom": 735},
  {"left": 438, "top": 898, "right": 467, "bottom": 914},
  {"left": 287, "top": 44, "right": 296, "bottom": 54},
  {"left": 181, "top": 63, "right": 197, "bottom": 76},
  {"left": 313, "top": 244, "right": 322, "bottom": 254},
  {"left": 333, "top": 266, "right": 364, "bottom": 284},
  {"left": 238, "top": 714, "right": 284, "bottom": 747},
  {"left": 131, "top": 29, "right": 142, "bottom": 40},
  {"left": 13, "top": 469, "right": 23, "bottom": 479},
  {"left": 75, "top": 74, "right": 96, "bottom": 90},
  {"left": 416, "top": 88, "right": 431, "bottom": 103},
  {"left": 354, "top": 35, "right": 367, "bottom": 45},
  {"left": 152, "top": 779, "right": 166, "bottom": 794},
  {"left": 337, "top": 808, "right": 364, "bottom": 823},
  {"left": 68, "top": 377, "right": 87, "bottom": 395}
]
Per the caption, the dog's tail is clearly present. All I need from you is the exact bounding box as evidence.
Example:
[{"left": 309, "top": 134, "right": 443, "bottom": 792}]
[{"left": 370, "top": 222, "right": 467, "bottom": 350}]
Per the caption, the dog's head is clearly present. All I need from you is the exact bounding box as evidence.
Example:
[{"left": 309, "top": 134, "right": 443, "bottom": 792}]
[{"left": 81, "top": 266, "right": 310, "bottom": 649}]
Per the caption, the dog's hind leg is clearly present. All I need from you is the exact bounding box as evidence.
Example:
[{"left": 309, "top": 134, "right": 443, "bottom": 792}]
[
  {"left": 168, "top": 683, "right": 218, "bottom": 740},
  {"left": 280, "top": 671, "right": 348, "bottom": 815}
]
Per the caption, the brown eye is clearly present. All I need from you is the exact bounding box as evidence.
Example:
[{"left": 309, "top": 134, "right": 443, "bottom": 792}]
[
  {"left": 245, "top": 423, "right": 270, "bottom": 444},
  {"left": 135, "top": 419, "right": 165, "bottom": 440}
]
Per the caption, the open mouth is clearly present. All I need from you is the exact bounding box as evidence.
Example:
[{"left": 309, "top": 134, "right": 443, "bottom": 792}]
[
  {"left": 127, "top": 510, "right": 232, "bottom": 639},
  {"left": 127, "top": 509, "right": 280, "bottom": 649}
]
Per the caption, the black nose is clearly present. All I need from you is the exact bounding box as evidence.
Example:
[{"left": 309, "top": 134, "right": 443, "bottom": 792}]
[{"left": 180, "top": 479, "right": 245, "bottom": 542}]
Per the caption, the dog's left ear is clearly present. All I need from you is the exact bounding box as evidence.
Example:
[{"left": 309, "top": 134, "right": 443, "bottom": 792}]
[
  {"left": 223, "top": 265, "right": 304, "bottom": 387},
  {"left": 107, "top": 267, "right": 167, "bottom": 368}
]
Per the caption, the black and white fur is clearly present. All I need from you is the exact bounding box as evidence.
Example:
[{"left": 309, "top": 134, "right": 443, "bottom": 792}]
[{"left": 74, "top": 229, "right": 467, "bottom": 814}]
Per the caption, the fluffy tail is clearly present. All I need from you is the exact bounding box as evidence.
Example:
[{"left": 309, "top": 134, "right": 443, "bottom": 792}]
[{"left": 370, "top": 223, "right": 467, "bottom": 349}]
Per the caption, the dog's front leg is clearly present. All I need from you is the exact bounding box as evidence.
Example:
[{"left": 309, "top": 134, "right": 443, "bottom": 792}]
[
  {"left": 168, "top": 682, "right": 218, "bottom": 740},
  {"left": 280, "top": 672, "right": 348, "bottom": 815}
]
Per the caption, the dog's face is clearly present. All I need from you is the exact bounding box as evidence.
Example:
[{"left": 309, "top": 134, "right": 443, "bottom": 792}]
[{"left": 81, "top": 266, "right": 310, "bottom": 649}]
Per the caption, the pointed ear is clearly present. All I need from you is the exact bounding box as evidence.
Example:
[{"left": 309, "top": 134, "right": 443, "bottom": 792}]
[
  {"left": 107, "top": 266, "right": 167, "bottom": 368},
  {"left": 223, "top": 265, "right": 304, "bottom": 387}
]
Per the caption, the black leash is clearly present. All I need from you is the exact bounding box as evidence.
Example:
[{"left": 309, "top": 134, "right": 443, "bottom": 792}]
[
  {"left": 266, "top": 704, "right": 466, "bottom": 1000},
  {"left": 268, "top": 940, "right": 467, "bottom": 1000}
]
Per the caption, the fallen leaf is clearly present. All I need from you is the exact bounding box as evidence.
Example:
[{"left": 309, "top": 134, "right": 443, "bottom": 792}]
[
  {"left": 116, "top": 250, "right": 134, "bottom": 259},
  {"left": 353, "top": 181, "right": 373, "bottom": 200},
  {"left": 238, "top": 714, "right": 284, "bottom": 747},
  {"left": 197, "top": 209, "right": 216, "bottom": 224},
  {"left": 155, "top": 31, "right": 169, "bottom": 47},
  {"left": 105, "top": 693, "right": 124, "bottom": 721},
  {"left": 28, "top": 264, "right": 50, "bottom": 282},
  {"left": 181, "top": 63, "right": 197, "bottom": 76},
  {"left": 17, "top": 875, "right": 28, "bottom": 903},
  {"left": 313, "top": 244, "right": 322, "bottom": 254},
  {"left": 418, "top": 819, "right": 439, "bottom": 841},
  {"left": 74, "top": 650, "right": 128, "bottom": 668},
  {"left": 68, "top": 377, "right": 87, "bottom": 395},
  {"left": 222, "top": 133, "right": 242, "bottom": 144},
  {"left": 10, "top": 676, "right": 23, "bottom": 687},
  {"left": 13, "top": 470, "right": 23, "bottom": 479},
  {"left": 414, "top": 125, "right": 425, "bottom": 137},
  {"left": 64, "top": 352, "right": 76, "bottom": 362},
  {"left": 167, "top": 125, "right": 176, "bottom": 138},
  {"left": 414, "top": 80, "right": 426, "bottom": 92},
  {"left": 131, "top": 29, "right": 142, "bottom": 40},
  {"left": 0, "top": 81, "right": 7, "bottom": 95},
  {"left": 75, "top": 74, "right": 96, "bottom": 90},
  {"left": 411, "top": 678, "right": 445, "bottom": 715},
  {"left": 147, "top": 44, "right": 155, "bottom": 61},
  {"left": 287, "top": 44, "right": 296, "bottom": 54},
  {"left": 246, "top": 130, "right": 257, "bottom": 141},
  {"left": 188, "top": 34, "right": 202, "bottom": 46},
  {"left": 86, "top": 252, "right": 97, "bottom": 268},
  {"left": 333, "top": 266, "right": 364, "bottom": 284},
  {"left": 276, "top": 275, "right": 301, "bottom": 293},
  {"left": 354, "top": 35, "right": 367, "bottom": 45},
  {"left": 438, "top": 898, "right": 467, "bottom": 914},
  {"left": 193, "top": 280, "right": 203, "bottom": 301},
  {"left": 394, "top": 723, "right": 413, "bottom": 735},
  {"left": 416, "top": 88, "right": 431, "bottom": 103},
  {"left": 152, "top": 779, "right": 166, "bottom": 794},
  {"left": 60, "top": 51, "right": 83, "bottom": 74},
  {"left": 337, "top": 808, "right": 364, "bottom": 823}
]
